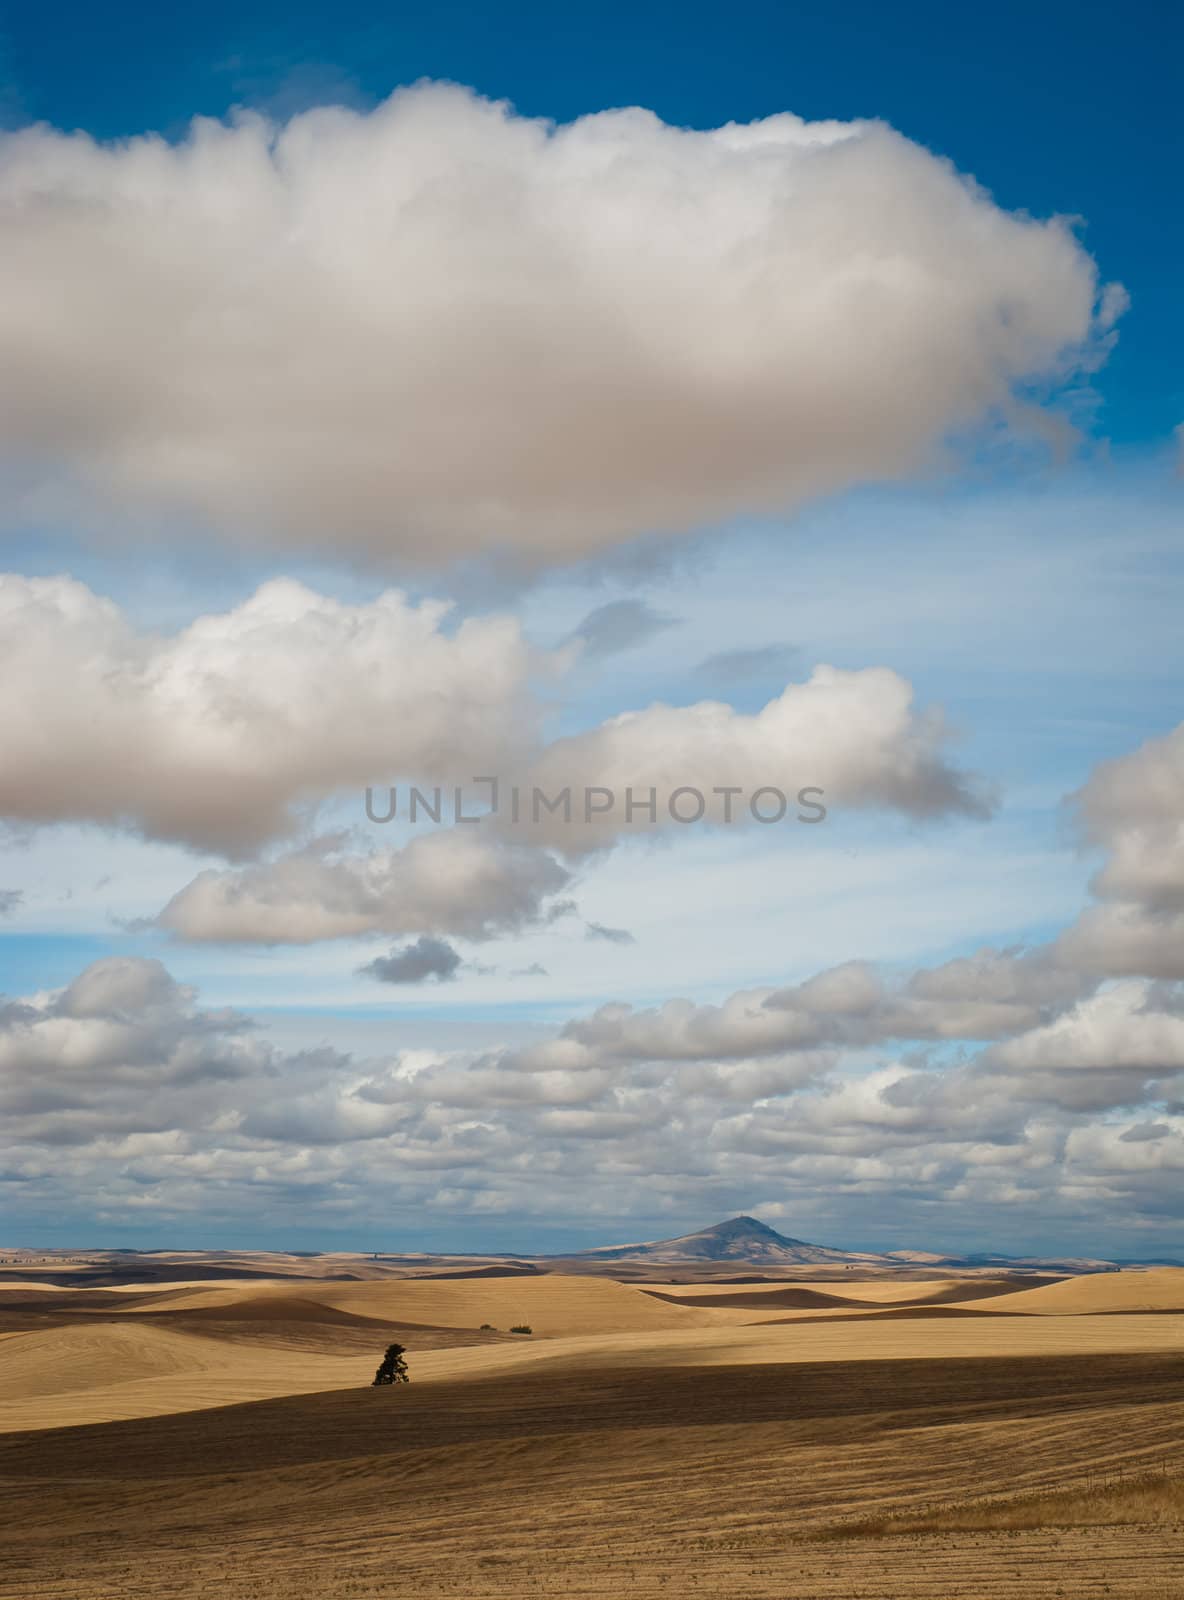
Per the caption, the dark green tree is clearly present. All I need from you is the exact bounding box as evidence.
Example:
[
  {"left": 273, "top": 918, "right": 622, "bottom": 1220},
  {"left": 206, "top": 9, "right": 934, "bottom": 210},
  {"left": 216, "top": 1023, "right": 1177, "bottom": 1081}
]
[{"left": 372, "top": 1342, "right": 409, "bottom": 1385}]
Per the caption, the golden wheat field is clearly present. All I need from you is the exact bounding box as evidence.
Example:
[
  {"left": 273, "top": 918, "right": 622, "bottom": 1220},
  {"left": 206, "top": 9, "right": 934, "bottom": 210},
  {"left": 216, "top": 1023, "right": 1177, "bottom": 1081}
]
[{"left": 2, "top": 1266, "right": 1183, "bottom": 1599}]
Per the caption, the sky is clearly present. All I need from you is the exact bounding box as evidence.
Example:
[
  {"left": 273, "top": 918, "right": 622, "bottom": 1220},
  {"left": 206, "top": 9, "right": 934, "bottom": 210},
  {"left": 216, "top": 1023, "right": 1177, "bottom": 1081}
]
[{"left": 0, "top": 1, "right": 1181, "bottom": 1257}]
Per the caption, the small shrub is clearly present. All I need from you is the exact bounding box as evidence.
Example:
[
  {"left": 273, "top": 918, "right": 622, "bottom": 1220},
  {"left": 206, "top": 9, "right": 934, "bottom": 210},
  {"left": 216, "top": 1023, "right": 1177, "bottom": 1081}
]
[
  {"left": 371, "top": 1342, "right": 409, "bottom": 1385},
  {"left": 479, "top": 1323, "right": 496, "bottom": 1330},
  {"left": 509, "top": 1324, "right": 532, "bottom": 1335}
]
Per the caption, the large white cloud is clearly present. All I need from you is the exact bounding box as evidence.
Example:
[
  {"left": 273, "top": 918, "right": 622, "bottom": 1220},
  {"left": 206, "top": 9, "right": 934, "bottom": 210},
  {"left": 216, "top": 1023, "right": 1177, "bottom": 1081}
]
[{"left": 0, "top": 84, "right": 1117, "bottom": 564}]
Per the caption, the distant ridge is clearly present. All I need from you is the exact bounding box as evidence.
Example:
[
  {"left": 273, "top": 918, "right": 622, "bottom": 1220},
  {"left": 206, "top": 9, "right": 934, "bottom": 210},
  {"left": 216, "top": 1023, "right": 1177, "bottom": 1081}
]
[
  {"left": 569, "top": 1216, "right": 1131, "bottom": 1274},
  {"left": 8, "top": 1221, "right": 1168, "bottom": 1286},
  {"left": 573, "top": 1215, "right": 896, "bottom": 1267}
]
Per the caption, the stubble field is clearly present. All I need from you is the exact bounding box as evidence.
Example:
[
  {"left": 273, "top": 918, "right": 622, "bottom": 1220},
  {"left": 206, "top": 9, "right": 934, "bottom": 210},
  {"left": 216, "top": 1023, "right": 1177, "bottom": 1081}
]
[{"left": 1, "top": 1264, "right": 1181, "bottom": 1598}]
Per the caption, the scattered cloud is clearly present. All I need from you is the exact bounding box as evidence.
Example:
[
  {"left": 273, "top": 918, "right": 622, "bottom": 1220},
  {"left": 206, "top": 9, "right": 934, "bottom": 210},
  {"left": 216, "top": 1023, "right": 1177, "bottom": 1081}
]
[
  {"left": 695, "top": 644, "right": 799, "bottom": 684},
  {"left": 0, "top": 887, "right": 20, "bottom": 915},
  {"left": 567, "top": 599, "right": 678, "bottom": 658},
  {"left": 584, "top": 921, "right": 636, "bottom": 945},
  {"left": 155, "top": 832, "right": 573, "bottom": 943},
  {"left": 2, "top": 946, "right": 1181, "bottom": 1240},
  {"left": 360, "top": 935, "right": 463, "bottom": 985}
]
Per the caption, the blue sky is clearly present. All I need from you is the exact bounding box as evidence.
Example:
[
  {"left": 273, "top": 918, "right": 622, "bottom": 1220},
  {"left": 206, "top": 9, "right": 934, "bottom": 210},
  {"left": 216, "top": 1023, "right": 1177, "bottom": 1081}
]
[{"left": 0, "top": 4, "right": 1180, "bottom": 1256}]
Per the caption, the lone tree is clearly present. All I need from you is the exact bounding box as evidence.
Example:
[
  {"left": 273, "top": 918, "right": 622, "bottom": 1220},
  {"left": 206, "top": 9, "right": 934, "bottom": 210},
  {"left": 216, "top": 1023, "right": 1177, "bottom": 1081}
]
[{"left": 372, "top": 1342, "right": 409, "bottom": 1386}]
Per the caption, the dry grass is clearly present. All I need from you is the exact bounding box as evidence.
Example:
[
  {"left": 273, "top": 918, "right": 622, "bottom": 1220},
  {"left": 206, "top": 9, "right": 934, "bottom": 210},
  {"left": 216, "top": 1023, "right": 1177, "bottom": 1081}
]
[
  {"left": 3, "top": 1270, "right": 1184, "bottom": 1596},
  {"left": 28, "top": 1272, "right": 720, "bottom": 1335},
  {"left": 5, "top": 1277, "right": 1184, "bottom": 1435},
  {"left": 3, "top": 1349, "right": 1184, "bottom": 1597},
  {"left": 957, "top": 1267, "right": 1184, "bottom": 1315},
  {"left": 0, "top": 1320, "right": 375, "bottom": 1431},
  {"left": 817, "top": 1466, "right": 1184, "bottom": 1538}
]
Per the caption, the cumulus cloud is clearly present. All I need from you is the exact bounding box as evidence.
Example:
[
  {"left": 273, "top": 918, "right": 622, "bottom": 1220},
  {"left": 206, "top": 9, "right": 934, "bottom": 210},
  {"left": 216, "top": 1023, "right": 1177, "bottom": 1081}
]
[
  {"left": 1076, "top": 720, "right": 1184, "bottom": 910},
  {"left": 9, "top": 639, "right": 1184, "bottom": 1242},
  {"left": 562, "top": 987, "right": 843, "bottom": 1065},
  {"left": 360, "top": 935, "right": 463, "bottom": 985},
  {"left": 0, "top": 572, "right": 991, "bottom": 936},
  {"left": 0, "top": 574, "right": 536, "bottom": 854},
  {"left": 990, "top": 981, "right": 1184, "bottom": 1078},
  {"left": 1058, "top": 905, "right": 1184, "bottom": 981},
  {"left": 57, "top": 955, "right": 184, "bottom": 1019},
  {"left": 1056, "top": 718, "right": 1184, "bottom": 979},
  {"left": 903, "top": 944, "right": 1090, "bottom": 1030},
  {"left": 155, "top": 831, "right": 573, "bottom": 943},
  {"left": 0, "top": 84, "right": 1117, "bottom": 565},
  {"left": 149, "top": 660, "right": 993, "bottom": 871},
  {"left": 521, "top": 665, "right": 992, "bottom": 849},
  {"left": 5, "top": 952, "right": 1181, "bottom": 1240},
  {"left": 0, "top": 957, "right": 270, "bottom": 1144},
  {"left": 1063, "top": 1119, "right": 1184, "bottom": 1205},
  {"left": 551, "top": 949, "right": 1086, "bottom": 1071}
]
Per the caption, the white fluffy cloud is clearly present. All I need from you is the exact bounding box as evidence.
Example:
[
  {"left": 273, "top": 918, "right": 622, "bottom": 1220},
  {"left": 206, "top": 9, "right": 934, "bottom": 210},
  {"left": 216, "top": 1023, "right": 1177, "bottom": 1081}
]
[
  {"left": 1057, "top": 719, "right": 1184, "bottom": 979},
  {"left": 515, "top": 949, "right": 1089, "bottom": 1070},
  {"left": 520, "top": 664, "right": 990, "bottom": 849},
  {"left": 993, "top": 982, "right": 1184, "bottom": 1076},
  {"left": 0, "top": 572, "right": 990, "bottom": 942},
  {"left": 1077, "top": 720, "right": 1184, "bottom": 910},
  {"left": 156, "top": 832, "right": 572, "bottom": 942},
  {"left": 0, "top": 574, "right": 535, "bottom": 854},
  {"left": 0, "top": 84, "right": 1117, "bottom": 564},
  {"left": 986, "top": 981, "right": 1184, "bottom": 1112},
  {"left": 0, "top": 957, "right": 271, "bottom": 1144},
  {"left": 902, "top": 944, "right": 1090, "bottom": 1032},
  {"left": 149, "top": 661, "right": 988, "bottom": 935}
]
